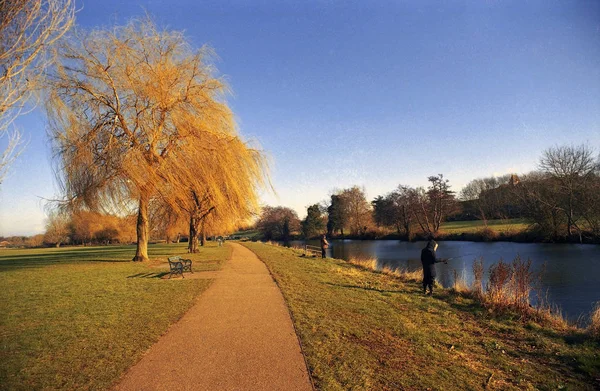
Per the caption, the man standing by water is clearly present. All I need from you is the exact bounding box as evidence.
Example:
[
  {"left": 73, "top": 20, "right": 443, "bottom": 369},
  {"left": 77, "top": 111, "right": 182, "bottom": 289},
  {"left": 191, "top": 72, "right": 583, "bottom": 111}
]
[
  {"left": 420, "top": 238, "right": 447, "bottom": 295},
  {"left": 320, "top": 234, "right": 329, "bottom": 259}
]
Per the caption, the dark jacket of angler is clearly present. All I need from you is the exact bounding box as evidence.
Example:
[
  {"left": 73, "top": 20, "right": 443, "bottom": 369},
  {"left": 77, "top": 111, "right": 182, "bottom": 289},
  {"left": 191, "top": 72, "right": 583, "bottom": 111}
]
[{"left": 420, "top": 241, "right": 442, "bottom": 282}]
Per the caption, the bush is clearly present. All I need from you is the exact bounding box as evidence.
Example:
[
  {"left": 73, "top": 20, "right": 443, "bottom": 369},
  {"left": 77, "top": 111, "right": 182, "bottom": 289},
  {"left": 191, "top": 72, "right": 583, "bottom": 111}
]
[
  {"left": 589, "top": 303, "right": 600, "bottom": 338},
  {"left": 478, "top": 227, "right": 498, "bottom": 242}
]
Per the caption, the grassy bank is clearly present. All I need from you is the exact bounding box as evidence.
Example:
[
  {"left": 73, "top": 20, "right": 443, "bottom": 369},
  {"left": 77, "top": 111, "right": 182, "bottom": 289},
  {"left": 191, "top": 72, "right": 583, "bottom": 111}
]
[
  {"left": 243, "top": 242, "right": 600, "bottom": 391},
  {"left": 0, "top": 243, "right": 231, "bottom": 390},
  {"left": 440, "top": 218, "right": 530, "bottom": 235}
]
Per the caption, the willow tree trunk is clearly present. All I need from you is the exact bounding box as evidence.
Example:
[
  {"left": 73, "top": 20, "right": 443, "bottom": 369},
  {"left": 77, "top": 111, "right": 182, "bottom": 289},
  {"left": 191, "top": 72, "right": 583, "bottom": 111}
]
[
  {"left": 200, "top": 220, "right": 206, "bottom": 246},
  {"left": 132, "top": 195, "right": 149, "bottom": 262},
  {"left": 188, "top": 216, "right": 199, "bottom": 253}
]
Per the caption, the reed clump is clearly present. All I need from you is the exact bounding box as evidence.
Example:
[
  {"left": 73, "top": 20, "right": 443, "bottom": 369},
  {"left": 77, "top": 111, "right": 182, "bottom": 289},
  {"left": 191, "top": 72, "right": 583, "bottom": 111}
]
[
  {"left": 383, "top": 265, "right": 422, "bottom": 282},
  {"left": 347, "top": 257, "right": 422, "bottom": 282},
  {"left": 471, "top": 258, "right": 484, "bottom": 297},
  {"left": 347, "top": 257, "right": 377, "bottom": 271},
  {"left": 481, "top": 256, "right": 536, "bottom": 313},
  {"left": 474, "top": 256, "right": 571, "bottom": 328},
  {"left": 588, "top": 303, "right": 600, "bottom": 338},
  {"left": 451, "top": 269, "right": 470, "bottom": 294}
]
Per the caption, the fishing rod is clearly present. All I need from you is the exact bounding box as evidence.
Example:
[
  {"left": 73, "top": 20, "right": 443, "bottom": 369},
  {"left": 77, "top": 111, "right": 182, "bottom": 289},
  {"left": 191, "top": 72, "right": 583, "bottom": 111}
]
[{"left": 444, "top": 251, "right": 484, "bottom": 262}]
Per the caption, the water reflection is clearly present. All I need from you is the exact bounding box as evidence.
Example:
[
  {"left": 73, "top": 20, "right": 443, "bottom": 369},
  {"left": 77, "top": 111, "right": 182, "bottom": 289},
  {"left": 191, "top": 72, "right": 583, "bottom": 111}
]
[{"left": 289, "top": 239, "right": 600, "bottom": 322}]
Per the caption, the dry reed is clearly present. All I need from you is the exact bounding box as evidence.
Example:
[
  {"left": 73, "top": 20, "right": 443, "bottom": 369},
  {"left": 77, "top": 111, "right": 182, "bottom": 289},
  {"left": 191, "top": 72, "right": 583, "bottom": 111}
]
[
  {"left": 347, "top": 257, "right": 377, "bottom": 270},
  {"left": 472, "top": 258, "right": 484, "bottom": 297},
  {"left": 452, "top": 269, "right": 469, "bottom": 293},
  {"left": 588, "top": 302, "right": 600, "bottom": 338},
  {"left": 347, "top": 257, "right": 423, "bottom": 282}
]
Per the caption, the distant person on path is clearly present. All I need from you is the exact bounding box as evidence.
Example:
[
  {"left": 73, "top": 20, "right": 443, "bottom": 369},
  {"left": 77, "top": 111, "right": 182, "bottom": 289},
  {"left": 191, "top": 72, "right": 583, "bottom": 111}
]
[
  {"left": 420, "top": 238, "right": 447, "bottom": 295},
  {"left": 320, "top": 234, "right": 329, "bottom": 259}
]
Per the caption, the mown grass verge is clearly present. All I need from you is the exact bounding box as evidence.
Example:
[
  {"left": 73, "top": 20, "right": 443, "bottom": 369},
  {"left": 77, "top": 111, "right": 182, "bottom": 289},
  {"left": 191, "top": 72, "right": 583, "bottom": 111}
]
[
  {"left": 242, "top": 242, "right": 600, "bottom": 391},
  {"left": 440, "top": 219, "right": 530, "bottom": 235},
  {"left": 0, "top": 242, "right": 231, "bottom": 390}
]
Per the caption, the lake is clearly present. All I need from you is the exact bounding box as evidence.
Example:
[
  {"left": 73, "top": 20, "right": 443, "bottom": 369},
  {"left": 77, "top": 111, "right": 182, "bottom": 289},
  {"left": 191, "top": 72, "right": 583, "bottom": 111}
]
[{"left": 289, "top": 239, "right": 600, "bottom": 323}]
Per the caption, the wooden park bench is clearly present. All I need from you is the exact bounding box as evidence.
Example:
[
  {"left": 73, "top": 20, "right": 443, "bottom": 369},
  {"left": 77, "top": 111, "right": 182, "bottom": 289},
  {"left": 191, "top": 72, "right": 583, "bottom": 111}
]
[{"left": 167, "top": 256, "right": 193, "bottom": 279}]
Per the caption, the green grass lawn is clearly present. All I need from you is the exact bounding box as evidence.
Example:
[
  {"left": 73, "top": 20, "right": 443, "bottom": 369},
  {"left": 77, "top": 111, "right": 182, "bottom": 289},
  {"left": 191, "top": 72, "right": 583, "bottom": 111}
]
[
  {"left": 0, "top": 242, "right": 231, "bottom": 391},
  {"left": 441, "top": 218, "right": 530, "bottom": 234},
  {"left": 243, "top": 242, "right": 600, "bottom": 391}
]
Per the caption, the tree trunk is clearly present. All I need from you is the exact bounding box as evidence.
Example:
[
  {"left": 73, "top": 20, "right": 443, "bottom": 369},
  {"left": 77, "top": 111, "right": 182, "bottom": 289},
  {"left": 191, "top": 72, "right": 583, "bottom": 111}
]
[
  {"left": 404, "top": 223, "right": 412, "bottom": 241},
  {"left": 132, "top": 195, "right": 150, "bottom": 262},
  {"left": 188, "top": 216, "right": 199, "bottom": 253},
  {"left": 200, "top": 220, "right": 206, "bottom": 246},
  {"left": 480, "top": 207, "right": 488, "bottom": 227}
]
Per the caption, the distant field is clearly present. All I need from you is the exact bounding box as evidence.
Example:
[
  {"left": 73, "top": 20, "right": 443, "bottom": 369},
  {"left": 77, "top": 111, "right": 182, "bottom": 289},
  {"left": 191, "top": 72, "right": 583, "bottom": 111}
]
[
  {"left": 441, "top": 218, "right": 530, "bottom": 234},
  {"left": 0, "top": 243, "right": 231, "bottom": 390}
]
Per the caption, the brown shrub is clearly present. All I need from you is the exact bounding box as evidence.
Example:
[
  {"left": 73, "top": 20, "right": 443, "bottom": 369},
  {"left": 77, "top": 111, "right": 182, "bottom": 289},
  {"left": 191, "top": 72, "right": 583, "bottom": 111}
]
[
  {"left": 478, "top": 227, "right": 499, "bottom": 241},
  {"left": 452, "top": 269, "right": 469, "bottom": 293},
  {"left": 510, "top": 256, "right": 534, "bottom": 311},
  {"left": 589, "top": 302, "right": 600, "bottom": 338},
  {"left": 485, "top": 259, "right": 512, "bottom": 308}
]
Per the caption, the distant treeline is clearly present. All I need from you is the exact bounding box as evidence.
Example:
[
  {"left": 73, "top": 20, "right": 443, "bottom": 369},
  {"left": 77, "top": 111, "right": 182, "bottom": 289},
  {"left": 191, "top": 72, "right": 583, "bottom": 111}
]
[{"left": 255, "top": 144, "right": 600, "bottom": 243}]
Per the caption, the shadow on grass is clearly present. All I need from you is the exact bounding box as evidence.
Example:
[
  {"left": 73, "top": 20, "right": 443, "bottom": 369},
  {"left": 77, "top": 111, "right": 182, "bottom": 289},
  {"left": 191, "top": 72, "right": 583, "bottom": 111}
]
[
  {"left": 0, "top": 246, "right": 137, "bottom": 271},
  {"left": 324, "top": 281, "right": 406, "bottom": 294},
  {"left": 126, "top": 272, "right": 170, "bottom": 279}
]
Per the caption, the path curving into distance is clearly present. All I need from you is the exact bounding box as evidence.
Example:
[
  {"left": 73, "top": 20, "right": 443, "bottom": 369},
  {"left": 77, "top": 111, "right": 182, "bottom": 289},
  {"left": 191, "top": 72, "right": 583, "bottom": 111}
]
[{"left": 115, "top": 243, "right": 312, "bottom": 391}]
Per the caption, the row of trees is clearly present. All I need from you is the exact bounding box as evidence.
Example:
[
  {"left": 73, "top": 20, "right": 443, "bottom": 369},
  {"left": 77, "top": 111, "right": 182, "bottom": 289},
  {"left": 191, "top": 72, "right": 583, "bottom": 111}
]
[
  {"left": 256, "top": 175, "right": 460, "bottom": 241},
  {"left": 461, "top": 145, "right": 600, "bottom": 241},
  {"left": 44, "top": 211, "right": 136, "bottom": 247},
  {"left": 372, "top": 175, "right": 458, "bottom": 239},
  {"left": 256, "top": 145, "right": 599, "bottom": 242}
]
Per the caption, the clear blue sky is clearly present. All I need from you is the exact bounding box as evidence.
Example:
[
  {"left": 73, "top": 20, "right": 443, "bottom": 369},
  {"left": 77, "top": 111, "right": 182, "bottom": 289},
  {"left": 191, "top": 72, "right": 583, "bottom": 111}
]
[{"left": 1, "top": 0, "right": 599, "bottom": 236}]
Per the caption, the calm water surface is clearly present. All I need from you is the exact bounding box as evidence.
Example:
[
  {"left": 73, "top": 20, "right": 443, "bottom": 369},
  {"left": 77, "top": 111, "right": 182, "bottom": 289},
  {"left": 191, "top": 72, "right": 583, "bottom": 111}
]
[{"left": 290, "top": 239, "right": 600, "bottom": 322}]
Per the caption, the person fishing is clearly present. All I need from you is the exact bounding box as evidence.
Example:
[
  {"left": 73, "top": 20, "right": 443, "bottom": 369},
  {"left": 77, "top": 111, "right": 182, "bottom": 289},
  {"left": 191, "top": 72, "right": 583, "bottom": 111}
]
[
  {"left": 320, "top": 234, "right": 329, "bottom": 259},
  {"left": 420, "top": 237, "right": 447, "bottom": 295}
]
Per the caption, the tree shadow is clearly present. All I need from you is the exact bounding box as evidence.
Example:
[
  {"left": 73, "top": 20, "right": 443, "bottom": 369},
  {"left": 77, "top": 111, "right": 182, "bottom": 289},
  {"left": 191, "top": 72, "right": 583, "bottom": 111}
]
[
  {"left": 324, "top": 281, "right": 405, "bottom": 294},
  {"left": 126, "top": 272, "right": 170, "bottom": 279},
  {"left": 0, "top": 247, "right": 135, "bottom": 271}
]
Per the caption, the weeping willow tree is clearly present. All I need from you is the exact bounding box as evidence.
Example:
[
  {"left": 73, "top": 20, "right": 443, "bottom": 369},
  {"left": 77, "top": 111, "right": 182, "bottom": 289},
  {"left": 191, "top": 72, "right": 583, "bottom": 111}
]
[
  {"left": 46, "top": 18, "right": 268, "bottom": 261},
  {"left": 174, "top": 134, "right": 267, "bottom": 253}
]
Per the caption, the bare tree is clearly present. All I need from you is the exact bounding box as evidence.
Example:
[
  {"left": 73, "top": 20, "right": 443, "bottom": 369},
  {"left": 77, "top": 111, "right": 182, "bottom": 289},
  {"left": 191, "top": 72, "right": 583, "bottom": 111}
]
[
  {"left": 408, "top": 186, "right": 433, "bottom": 234},
  {"left": 392, "top": 185, "right": 415, "bottom": 239},
  {"left": 256, "top": 206, "right": 301, "bottom": 241},
  {"left": 539, "top": 145, "right": 596, "bottom": 237},
  {"left": 408, "top": 175, "right": 458, "bottom": 235},
  {"left": 511, "top": 171, "right": 565, "bottom": 241},
  {"left": 372, "top": 185, "right": 415, "bottom": 239},
  {"left": 46, "top": 18, "right": 267, "bottom": 261},
  {"left": 339, "top": 186, "right": 372, "bottom": 235},
  {"left": 0, "top": 0, "right": 74, "bottom": 183},
  {"left": 426, "top": 174, "right": 458, "bottom": 233},
  {"left": 43, "top": 209, "right": 70, "bottom": 247}
]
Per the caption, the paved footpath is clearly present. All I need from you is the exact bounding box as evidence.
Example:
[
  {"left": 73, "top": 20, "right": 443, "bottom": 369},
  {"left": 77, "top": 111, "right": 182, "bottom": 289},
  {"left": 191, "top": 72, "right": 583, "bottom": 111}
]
[{"left": 115, "top": 243, "right": 313, "bottom": 391}]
